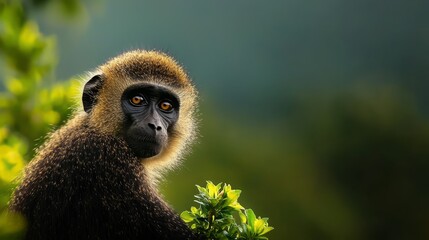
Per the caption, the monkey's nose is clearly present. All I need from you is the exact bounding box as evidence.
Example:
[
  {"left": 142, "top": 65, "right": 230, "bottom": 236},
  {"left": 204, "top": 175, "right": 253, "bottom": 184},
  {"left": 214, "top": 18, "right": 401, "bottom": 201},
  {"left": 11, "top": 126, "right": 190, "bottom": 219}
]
[{"left": 148, "top": 123, "right": 162, "bottom": 131}]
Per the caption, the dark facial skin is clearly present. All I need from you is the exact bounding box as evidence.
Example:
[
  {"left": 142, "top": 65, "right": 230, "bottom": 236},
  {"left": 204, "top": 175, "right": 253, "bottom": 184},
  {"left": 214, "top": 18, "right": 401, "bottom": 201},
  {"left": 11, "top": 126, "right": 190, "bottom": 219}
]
[{"left": 121, "top": 83, "right": 180, "bottom": 158}]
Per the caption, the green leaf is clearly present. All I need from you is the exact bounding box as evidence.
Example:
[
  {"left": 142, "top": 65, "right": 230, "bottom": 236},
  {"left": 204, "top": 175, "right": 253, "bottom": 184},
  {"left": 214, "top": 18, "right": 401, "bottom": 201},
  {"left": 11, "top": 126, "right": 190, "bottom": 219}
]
[
  {"left": 238, "top": 211, "right": 247, "bottom": 224},
  {"left": 225, "top": 189, "right": 241, "bottom": 205},
  {"left": 260, "top": 226, "right": 274, "bottom": 235},
  {"left": 254, "top": 218, "right": 266, "bottom": 235},
  {"left": 196, "top": 185, "right": 208, "bottom": 195},
  {"left": 190, "top": 206, "right": 199, "bottom": 214},
  {"left": 206, "top": 181, "right": 218, "bottom": 198},
  {"left": 246, "top": 209, "right": 256, "bottom": 231},
  {"left": 180, "top": 211, "right": 195, "bottom": 223},
  {"left": 194, "top": 200, "right": 205, "bottom": 206},
  {"left": 256, "top": 237, "right": 268, "bottom": 240}
]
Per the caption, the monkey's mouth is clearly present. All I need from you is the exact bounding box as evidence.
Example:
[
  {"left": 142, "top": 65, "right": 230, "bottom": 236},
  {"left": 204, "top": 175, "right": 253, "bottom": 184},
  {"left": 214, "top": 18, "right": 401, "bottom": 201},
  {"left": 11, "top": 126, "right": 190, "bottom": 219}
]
[{"left": 126, "top": 137, "right": 163, "bottom": 158}]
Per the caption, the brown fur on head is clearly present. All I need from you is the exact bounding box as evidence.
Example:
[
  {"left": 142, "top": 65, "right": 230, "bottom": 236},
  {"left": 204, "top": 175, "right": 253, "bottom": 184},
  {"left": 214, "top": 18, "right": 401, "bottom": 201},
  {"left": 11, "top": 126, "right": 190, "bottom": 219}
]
[{"left": 83, "top": 50, "right": 198, "bottom": 178}]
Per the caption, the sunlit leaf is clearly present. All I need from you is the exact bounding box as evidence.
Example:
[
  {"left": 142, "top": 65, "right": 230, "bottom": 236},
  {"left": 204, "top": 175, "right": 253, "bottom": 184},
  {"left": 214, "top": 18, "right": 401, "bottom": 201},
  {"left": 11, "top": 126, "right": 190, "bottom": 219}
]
[
  {"left": 206, "top": 181, "right": 218, "bottom": 198},
  {"left": 239, "top": 210, "right": 246, "bottom": 224},
  {"left": 196, "top": 185, "right": 208, "bottom": 195},
  {"left": 0, "top": 145, "right": 25, "bottom": 182},
  {"left": 245, "top": 209, "right": 256, "bottom": 232},
  {"left": 254, "top": 218, "right": 266, "bottom": 234},
  {"left": 225, "top": 189, "right": 241, "bottom": 206},
  {"left": 190, "top": 206, "right": 199, "bottom": 214},
  {"left": 260, "top": 226, "right": 274, "bottom": 235},
  {"left": 180, "top": 211, "right": 195, "bottom": 223}
]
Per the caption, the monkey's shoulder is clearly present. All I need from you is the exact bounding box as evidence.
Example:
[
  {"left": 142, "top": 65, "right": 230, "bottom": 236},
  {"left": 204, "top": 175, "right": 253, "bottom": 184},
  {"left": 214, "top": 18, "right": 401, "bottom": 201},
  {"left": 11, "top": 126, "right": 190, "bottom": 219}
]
[
  {"left": 36, "top": 122, "right": 135, "bottom": 166},
  {"left": 15, "top": 122, "right": 140, "bottom": 197}
]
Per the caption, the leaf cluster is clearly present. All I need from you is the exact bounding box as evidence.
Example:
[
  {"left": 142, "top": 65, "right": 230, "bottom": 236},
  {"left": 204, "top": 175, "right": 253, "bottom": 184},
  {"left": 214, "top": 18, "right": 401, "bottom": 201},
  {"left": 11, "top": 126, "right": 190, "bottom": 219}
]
[{"left": 181, "top": 181, "right": 273, "bottom": 240}]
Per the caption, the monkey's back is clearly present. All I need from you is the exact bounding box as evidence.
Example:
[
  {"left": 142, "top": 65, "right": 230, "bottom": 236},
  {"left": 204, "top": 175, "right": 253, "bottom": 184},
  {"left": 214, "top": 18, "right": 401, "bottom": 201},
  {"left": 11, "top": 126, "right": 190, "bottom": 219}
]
[{"left": 9, "top": 116, "right": 197, "bottom": 240}]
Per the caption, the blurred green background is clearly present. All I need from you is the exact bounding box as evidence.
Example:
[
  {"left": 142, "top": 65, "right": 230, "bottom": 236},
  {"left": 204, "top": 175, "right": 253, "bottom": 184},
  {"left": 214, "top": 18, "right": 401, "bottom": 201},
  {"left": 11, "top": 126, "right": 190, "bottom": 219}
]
[{"left": 1, "top": 0, "right": 429, "bottom": 239}]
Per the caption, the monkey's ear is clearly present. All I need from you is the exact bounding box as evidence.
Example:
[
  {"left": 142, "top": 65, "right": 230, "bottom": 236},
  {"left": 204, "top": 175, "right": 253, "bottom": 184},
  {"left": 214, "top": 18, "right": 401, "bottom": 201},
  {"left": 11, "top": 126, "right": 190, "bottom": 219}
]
[{"left": 82, "top": 75, "right": 103, "bottom": 113}]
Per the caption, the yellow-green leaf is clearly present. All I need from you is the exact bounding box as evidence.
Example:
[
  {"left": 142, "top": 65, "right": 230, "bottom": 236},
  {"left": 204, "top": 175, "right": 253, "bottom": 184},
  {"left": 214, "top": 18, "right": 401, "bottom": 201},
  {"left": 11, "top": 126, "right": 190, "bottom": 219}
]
[
  {"left": 180, "top": 211, "right": 195, "bottom": 223},
  {"left": 260, "top": 226, "right": 274, "bottom": 235},
  {"left": 226, "top": 189, "right": 241, "bottom": 205},
  {"left": 246, "top": 209, "right": 256, "bottom": 231},
  {"left": 254, "top": 218, "right": 266, "bottom": 234},
  {"left": 239, "top": 210, "right": 247, "bottom": 224},
  {"left": 0, "top": 145, "right": 25, "bottom": 182},
  {"left": 190, "top": 206, "right": 199, "bottom": 214},
  {"left": 206, "top": 181, "right": 218, "bottom": 198}
]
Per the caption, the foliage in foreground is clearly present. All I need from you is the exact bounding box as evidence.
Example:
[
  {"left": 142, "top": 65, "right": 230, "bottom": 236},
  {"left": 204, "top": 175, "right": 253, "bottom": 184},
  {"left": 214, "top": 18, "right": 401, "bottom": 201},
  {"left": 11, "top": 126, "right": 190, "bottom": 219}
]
[{"left": 181, "top": 181, "right": 273, "bottom": 240}]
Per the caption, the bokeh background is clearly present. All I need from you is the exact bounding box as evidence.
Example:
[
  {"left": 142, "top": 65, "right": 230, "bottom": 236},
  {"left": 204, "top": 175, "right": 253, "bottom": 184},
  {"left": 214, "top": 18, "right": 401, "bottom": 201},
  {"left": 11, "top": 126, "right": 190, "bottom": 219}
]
[{"left": 1, "top": 0, "right": 429, "bottom": 239}]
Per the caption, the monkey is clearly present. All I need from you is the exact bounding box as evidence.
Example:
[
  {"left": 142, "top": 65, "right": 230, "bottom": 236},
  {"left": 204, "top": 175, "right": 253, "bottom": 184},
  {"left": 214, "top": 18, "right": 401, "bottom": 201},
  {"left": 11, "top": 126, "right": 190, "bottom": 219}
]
[{"left": 8, "top": 50, "right": 200, "bottom": 240}]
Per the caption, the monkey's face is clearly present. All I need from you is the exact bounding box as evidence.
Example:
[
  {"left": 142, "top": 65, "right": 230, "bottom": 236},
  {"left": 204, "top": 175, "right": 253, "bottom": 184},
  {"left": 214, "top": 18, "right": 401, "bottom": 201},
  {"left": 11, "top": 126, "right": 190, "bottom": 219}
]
[
  {"left": 120, "top": 83, "right": 180, "bottom": 158},
  {"left": 82, "top": 50, "right": 197, "bottom": 164}
]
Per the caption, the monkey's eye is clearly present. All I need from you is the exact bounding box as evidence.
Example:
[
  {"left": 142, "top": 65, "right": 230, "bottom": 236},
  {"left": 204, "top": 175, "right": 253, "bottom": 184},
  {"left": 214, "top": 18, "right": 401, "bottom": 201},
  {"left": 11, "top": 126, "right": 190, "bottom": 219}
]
[
  {"left": 129, "top": 96, "right": 146, "bottom": 106},
  {"left": 158, "top": 101, "right": 173, "bottom": 112}
]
